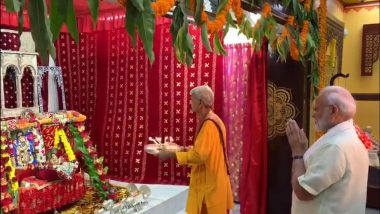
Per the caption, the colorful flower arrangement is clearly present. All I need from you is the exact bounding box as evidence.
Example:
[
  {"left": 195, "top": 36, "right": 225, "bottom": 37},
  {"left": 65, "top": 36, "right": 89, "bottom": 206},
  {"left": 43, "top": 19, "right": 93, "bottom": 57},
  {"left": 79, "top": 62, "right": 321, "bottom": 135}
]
[
  {"left": 31, "top": 129, "right": 46, "bottom": 163},
  {"left": 1, "top": 132, "right": 17, "bottom": 213},
  {"left": 354, "top": 124, "right": 373, "bottom": 150}
]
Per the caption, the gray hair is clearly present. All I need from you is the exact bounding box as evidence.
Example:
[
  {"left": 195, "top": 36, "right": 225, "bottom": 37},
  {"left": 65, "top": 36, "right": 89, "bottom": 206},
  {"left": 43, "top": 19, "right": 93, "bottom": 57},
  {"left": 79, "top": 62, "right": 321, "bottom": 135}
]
[
  {"left": 320, "top": 86, "right": 356, "bottom": 119},
  {"left": 190, "top": 85, "right": 214, "bottom": 108}
]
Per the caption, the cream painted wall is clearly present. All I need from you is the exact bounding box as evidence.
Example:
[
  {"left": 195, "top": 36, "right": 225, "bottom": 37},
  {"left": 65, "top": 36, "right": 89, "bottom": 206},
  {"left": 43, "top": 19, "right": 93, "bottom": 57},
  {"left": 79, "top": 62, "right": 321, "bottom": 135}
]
[
  {"left": 341, "top": 7, "right": 379, "bottom": 93},
  {"left": 327, "top": 0, "right": 344, "bottom": 22},
  {"left": 309, "top": 6, "right": 380, "bottom": 144},
  {"left": 340, "top": 7, "right": 380, "bottom": 139},
  {"left": 354, "top": 101, "right": 380, "bottom": 139}
]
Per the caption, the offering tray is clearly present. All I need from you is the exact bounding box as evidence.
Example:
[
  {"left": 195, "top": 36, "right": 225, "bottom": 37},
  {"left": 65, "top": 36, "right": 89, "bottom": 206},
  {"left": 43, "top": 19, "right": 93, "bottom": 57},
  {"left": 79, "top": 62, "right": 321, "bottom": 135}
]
[{"left": 144, "top": 143, "right": 182, "bottom": 155}]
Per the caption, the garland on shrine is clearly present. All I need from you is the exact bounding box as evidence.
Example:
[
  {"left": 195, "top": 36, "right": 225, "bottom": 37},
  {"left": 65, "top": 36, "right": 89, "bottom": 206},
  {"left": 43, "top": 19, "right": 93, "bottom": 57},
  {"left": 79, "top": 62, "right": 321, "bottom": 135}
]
[
  {"left": 54, "top": 128, "right": 76, "bottom": 161},
  {"left": 68, "top": 123, "right": 111, "bottom": 199}
]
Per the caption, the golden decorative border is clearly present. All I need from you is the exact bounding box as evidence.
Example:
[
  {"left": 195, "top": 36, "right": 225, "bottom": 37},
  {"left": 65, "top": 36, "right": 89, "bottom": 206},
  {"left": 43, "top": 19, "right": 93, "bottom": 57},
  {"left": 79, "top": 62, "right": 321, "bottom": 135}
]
[{"left": 267, "top": 81, "right": 300, "bottom": 139}]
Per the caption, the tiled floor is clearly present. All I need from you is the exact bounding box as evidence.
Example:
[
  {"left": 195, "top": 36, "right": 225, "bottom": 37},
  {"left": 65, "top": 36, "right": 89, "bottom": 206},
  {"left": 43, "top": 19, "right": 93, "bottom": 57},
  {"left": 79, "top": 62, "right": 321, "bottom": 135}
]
[{"left": 178, "top": 203, "right": 380, "bottom": 213}]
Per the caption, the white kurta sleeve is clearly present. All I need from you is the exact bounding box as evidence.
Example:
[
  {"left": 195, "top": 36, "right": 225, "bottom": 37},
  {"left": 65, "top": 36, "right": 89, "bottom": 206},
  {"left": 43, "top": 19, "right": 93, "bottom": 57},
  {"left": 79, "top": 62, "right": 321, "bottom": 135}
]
[{"left": 298, "top": 144, "right": 346, "bottom": 195}]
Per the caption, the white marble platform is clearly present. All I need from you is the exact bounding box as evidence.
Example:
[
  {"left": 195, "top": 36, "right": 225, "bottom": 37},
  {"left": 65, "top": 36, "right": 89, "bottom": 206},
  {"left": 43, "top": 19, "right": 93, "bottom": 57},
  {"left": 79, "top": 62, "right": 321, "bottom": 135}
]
[{"left": 109, "top": 180, "right": 189, "bottom": 214}]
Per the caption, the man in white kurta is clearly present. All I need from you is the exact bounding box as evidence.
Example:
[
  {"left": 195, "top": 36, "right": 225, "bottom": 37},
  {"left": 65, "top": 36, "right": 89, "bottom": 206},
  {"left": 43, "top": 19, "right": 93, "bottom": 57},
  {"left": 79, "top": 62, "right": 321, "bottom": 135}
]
[
  {"left": 292, "top": 120, "right": 369, "bottom": 214},
  {"left": 286, "top": 86, "right": 369, "bottom": 214}
]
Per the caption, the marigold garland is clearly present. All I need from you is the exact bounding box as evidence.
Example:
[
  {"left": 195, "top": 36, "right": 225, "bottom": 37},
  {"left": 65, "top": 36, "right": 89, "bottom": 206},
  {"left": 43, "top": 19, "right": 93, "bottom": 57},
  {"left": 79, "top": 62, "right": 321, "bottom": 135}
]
[
  {"left": 290, "top": 37, "right": 300, "bottom": 61},
  {"left": 277, "top": 16, "right": 294, "bottom": 45},
  {"left": 189, "top": 0, "right": 232, "bottom": 34},
  {"left": 231, "top": 0, "right": 244, "bottom": 24},
  {"left": 54, "top": 129, "right": 76, "bottom": 161},
  {"left": 117, "top": 0, "right": 126, "bottom": 7},
  {"left": 287, "top": 15, "right": 295, "bottom": 26},
  {"left": 317, "top": 0, "right": 328, "bottom": 91},
  {"left": 304, "top": 0, "right": 312, "bottom": 12},
  {"left": 300, "top": 20, "right": 310, "bottom": 53},
  {"left": 118, "top": 0, "right": 176, "bottom": 17},
  {"left": 262, "top": 3, "right": 272, "bottom": 17},
  {"left": 151, "top": 0, "right": 176, "bottom": 16}
]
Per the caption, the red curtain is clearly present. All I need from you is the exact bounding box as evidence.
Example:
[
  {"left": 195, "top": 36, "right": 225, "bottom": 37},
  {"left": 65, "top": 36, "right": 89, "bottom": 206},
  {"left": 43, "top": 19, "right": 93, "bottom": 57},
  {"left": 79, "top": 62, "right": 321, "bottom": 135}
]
[
  {"left": 240, "top": 44, "right": 268, "bottom": 214},
  {"left": 55, "top": 32, "right": 98, "bottom": 131},
  {"left": 55, "top": 19, "right": 223, "bottom": 183}
]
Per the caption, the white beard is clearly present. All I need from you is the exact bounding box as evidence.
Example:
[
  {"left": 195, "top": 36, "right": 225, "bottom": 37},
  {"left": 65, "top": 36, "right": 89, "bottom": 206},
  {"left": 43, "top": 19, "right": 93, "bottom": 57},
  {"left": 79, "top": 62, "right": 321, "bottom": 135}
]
[{"left": 315, "top": 113, "right": 332, "bottom": 132}]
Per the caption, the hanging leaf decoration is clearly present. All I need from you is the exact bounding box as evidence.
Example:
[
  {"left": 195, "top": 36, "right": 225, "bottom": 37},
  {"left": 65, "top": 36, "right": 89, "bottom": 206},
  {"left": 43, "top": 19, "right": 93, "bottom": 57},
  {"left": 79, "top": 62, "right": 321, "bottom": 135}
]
[
  {"left": 50, "top": 0, "right": 79, "bottom": 42},
  {"left": 27, "top": 0, "right": 55, "bottom": 63},
  {"left": 87, "top": 0, "right": 99, "bottom": 28},
  {"left": 5, "top": 0, "right": 20, "bottom": 12},
  {"left": 17, "top": 0, "right": 25, "bottom": 35},
  {"left": 171, "top": 1, "right": 194, "bottom": 65},
  {"left": 5, "top": 0, "right": 320, "bottom": 87},
  {"left": 135, "top": 0, "right": 156, "bottom": 64},
  {"left": 202, "top": 23, "right": 212, "bottom": 52},
  {"left": 125, "top": 0, "right": 138, "bottom": 46}
]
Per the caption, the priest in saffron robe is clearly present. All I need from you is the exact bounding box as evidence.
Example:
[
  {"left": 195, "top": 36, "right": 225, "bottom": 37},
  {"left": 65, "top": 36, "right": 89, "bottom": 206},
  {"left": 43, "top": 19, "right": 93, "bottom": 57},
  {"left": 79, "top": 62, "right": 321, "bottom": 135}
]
[{"left": 156, "top": 85, "right": 234, "bottom": 214}]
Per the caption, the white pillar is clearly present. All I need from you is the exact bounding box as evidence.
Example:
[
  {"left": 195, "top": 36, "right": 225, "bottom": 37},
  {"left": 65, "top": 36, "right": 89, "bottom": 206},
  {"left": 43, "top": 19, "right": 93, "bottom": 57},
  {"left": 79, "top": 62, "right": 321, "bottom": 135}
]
[{"left": 48, "top": 55, "right": 59, "bottom": 112}]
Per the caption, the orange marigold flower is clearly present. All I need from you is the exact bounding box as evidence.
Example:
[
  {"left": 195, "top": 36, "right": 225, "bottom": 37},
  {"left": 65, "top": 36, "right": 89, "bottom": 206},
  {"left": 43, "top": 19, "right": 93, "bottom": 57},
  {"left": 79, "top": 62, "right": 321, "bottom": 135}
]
[
  {"left": 277, "top": 37, "right": 284, "bottom": 45},
  {"left": 189, "top": 0, "right": 195, "bottom": 12},
  {"left": 118, "top": 0, "right": 127, "bottom": 7},
  {"left": 151, "top": 0, "right": 176, "bottom": 17},
  {"left": 232, "top": 0, "right": 244, "bottom": 24},
  {"left": 290, "top": 38, "right": 300, "bottom": 61},
  {"left": 262, "top": 3, "right": 272, "bottom": 17},
  {"left": 205, "top": 0, "right": 232, "bottom": 33},
  {"left": 318, "top": 0, "right": 327, "bottom": 89},
  {"left": 287, "top": 16, "right": 295, "bottom": 26},
  {"left": 277, "top": 26, "right": 289, "bottom": 45},
  {"left": 201, "top": 11, "right": 208, "bottom": 22},
  {"left": 304, "top": 0, "right": 311, "bottom": 11},
  {"left": 300, "top": 21, "right": 309, "bottom": 52}
]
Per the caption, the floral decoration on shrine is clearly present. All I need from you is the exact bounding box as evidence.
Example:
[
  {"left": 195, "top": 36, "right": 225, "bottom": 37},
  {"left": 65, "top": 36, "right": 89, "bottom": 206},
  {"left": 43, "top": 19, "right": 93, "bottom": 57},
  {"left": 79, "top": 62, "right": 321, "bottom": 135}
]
[
  {"left": 354, "top": 124, "right": 373, "bottom": 150},
  {"left": 0, "top": 110, "right": 112, "bottom": 213},
  {"left": 1, "top": 133, "right": 17, "bottom": 213}
]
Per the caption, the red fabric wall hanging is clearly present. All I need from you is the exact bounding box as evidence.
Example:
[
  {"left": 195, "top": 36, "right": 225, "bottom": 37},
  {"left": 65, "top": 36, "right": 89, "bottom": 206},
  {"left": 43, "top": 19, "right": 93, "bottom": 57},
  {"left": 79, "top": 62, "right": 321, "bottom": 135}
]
[
  {"left": 240, "top": 43, "right": 268, "bottom": 214},
  {"left": 54, "top": 19, "right": 223, "bottom": 183}
]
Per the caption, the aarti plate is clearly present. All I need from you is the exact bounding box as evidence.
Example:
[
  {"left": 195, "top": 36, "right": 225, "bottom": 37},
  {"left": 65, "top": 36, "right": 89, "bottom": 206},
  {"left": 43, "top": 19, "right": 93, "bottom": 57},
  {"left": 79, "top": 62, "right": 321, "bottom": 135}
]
[{"left": 144, "top": 143, "right": 182, "bottom": 155}]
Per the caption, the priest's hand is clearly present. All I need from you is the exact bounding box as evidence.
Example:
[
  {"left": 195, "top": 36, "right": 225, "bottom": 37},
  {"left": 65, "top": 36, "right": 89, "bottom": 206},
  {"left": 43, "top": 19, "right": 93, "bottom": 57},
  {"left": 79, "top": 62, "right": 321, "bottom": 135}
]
[
  {"left": 157, "top": 149, "right": 176, "bottom": 160},
  {"left": 286, "top": 119, "right": 308, "bottom": 156}
]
